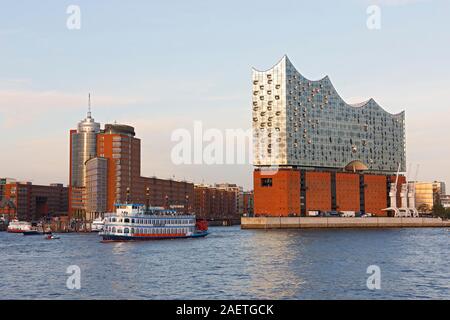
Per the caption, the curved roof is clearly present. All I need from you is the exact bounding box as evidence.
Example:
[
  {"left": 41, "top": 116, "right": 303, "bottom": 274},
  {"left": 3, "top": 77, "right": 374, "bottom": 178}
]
[{"left": 253, "top": 55, "right": 404, "bottom": 117}]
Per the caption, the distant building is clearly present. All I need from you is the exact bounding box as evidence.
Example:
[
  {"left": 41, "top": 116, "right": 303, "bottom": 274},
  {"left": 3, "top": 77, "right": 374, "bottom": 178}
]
[
  {"left": 215, "top": 183, "right": 244, "bottom": 215},
  {"left": 0, "top": 178, "right": 68, "bottom": 221},
  {"left": 135, "top": 177, "right": 194, "bottom": 213},
  {"left": 251, "top": 56, "right": 406, "bottom": 217},
  {"left": 194, "top": 184, "right": 238, "bottom": 220},
  {"left": 440, "top": 195, "right": 450, "bottom": 209},
  {"left": 413, "top": 181, "right": 445, "bottom": 213},
  {"left": 433, "top": 181, "right": 446, "bottom": 196},
  {"left": 243, "top": 191, "right": 254, "bottom": 216}
]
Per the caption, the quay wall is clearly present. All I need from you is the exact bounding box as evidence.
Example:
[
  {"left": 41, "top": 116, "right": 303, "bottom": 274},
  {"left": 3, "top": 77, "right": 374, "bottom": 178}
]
[{"left": 241, "top": 217, "right": 450, "bottom": 229}]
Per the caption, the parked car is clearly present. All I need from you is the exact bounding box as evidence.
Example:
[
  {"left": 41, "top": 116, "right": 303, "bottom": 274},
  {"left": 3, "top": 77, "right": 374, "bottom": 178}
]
[
  {"left": 340, "top": 211, "right": 356, "bottom": 217},
  {"left": 361, "top": 213, "right": 374, "bottom": 218}
]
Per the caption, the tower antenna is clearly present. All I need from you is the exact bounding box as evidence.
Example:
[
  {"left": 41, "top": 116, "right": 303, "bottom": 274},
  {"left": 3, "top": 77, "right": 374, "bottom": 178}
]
[{"left": 87, "top": 93, "right": 92, "bottom": 118}]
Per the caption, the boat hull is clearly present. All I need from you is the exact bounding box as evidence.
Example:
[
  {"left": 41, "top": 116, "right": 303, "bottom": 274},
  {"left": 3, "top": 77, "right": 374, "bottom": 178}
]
[
  {"left": 22, "top": 230, "right": 52, "bottom": 236},
  {"left": 101, "top": 231, "right": 209, "bottom": 242},
  {"left": 8, "top": 229, "right": 28, "bottom": 234}
]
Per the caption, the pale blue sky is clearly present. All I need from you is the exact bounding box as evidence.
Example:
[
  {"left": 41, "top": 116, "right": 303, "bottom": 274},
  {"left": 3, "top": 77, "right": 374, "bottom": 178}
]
[{"left": 0, "top": 0, "right": 449, "bottom": 190}]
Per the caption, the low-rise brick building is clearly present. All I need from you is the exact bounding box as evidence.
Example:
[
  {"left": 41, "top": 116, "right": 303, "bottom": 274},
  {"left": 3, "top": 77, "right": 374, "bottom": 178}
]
[
  {"left": 194, "top": 184, "right": 238, "bottom": 220},
  {"left": 0, "top": 178, "right": 68, "bottom": 221}
]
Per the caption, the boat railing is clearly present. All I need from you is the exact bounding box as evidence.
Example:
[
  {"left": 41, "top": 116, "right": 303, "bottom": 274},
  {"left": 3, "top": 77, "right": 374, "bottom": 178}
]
[{"left": 104, "top": 213, "right": 196, "bottom": 219}]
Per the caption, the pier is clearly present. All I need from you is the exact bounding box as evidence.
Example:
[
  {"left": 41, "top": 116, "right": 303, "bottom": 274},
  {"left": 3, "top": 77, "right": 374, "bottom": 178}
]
[{"left": 241, "top": 217, "right": 450, "bottom": 229}]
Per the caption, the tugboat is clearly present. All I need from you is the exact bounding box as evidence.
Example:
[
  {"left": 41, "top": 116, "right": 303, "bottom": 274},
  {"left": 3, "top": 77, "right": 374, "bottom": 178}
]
[
  {"left": 100, "top": 204, "right": 209, "bottom": 242},
  {"left": 22, "top": 224, "right": 52, "bottom": 236}
]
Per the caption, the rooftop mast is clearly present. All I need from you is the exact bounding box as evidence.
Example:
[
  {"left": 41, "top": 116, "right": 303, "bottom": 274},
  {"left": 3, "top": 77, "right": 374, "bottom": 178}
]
[{"left": 87, "top": 93, "right": 92, "bottom": 118}]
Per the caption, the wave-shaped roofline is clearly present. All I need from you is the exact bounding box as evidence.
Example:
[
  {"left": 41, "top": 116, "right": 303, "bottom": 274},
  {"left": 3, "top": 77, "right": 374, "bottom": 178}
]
[{"left": 252, "top": 55, "right": 405, "bottom": 117}]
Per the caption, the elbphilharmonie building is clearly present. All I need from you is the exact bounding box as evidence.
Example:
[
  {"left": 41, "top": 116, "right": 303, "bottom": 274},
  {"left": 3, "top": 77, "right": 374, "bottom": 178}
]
[
  {"left": 252, "top": 56, "right": 407, "bottom": 217},
  {"left": 252, "top": 56, "right": 406, "bottom": 173}
]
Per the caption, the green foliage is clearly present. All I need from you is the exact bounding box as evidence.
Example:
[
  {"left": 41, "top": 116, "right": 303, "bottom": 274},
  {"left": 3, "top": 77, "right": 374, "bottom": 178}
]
[{"left": 432, "top": 203, "right": 450, "bottom": 220}]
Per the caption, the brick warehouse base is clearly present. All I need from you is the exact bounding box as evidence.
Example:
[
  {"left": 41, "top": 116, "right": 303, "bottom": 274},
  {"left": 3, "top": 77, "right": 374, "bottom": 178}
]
[{"left": 254, "top": 168, "right": 406, "bottom": 217}]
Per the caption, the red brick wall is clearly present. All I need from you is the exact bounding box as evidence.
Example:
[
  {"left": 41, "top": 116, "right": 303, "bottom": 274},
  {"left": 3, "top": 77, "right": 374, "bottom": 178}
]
[
  {"left": 336, "top": 173, "right": 360, "bottom": 212},
  {"left": 194, "top": 185, "right": 238, "bottom": 219},
  {"left": 1, "top": 182, "right": 67, "bottom": 221},
  {"left": 254, "top": 169, "right": 300, "bottom": 216},
  {"left": 254, "top": 168, "right": 401, "bottom": 217},
  {"left": 305, "top": 171, "right": 331, "bottom": 213},
  {"left": 364, "top": 175, "right": 388, "bottom": 216}
]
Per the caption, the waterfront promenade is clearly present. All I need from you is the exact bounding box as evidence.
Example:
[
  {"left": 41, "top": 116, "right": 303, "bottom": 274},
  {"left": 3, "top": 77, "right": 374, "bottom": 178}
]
[{"left": 241, "top": 217, "right": 450, "bottom": 229}]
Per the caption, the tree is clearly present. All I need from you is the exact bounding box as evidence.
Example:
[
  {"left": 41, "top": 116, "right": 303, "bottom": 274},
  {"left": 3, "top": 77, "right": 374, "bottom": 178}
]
[
  {"left": 418, "top": 203, "right": 430, "bottom": 214},
  {"left": 432, "top": 203, "right": 448, "bottom": 219}
]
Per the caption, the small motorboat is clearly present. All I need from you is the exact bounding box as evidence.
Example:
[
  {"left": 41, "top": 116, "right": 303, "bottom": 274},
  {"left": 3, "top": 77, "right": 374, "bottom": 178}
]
[{"left": 45, "top": 234, "right": 60, "bottom": 240}]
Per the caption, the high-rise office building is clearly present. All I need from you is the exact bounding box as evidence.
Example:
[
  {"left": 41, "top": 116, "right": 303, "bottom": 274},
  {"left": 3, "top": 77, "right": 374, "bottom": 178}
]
[
  {"left": 97, "top": 124, "right": 141, "bottom": 212},
  {"left": 69, "top": 109, "right": 195, "bottom": 219},
  {"left": 252, "top": 56, "right": 407, "bottom": 216},
  {"left": 69, "top": 108, "right": 101, "bottom": 217}
]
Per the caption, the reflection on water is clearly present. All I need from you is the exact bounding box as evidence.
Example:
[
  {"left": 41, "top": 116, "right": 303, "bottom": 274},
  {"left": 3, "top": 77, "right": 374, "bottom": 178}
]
[
  {"left": 0, "top": 227, "right": 449, "bottom": 299},
  {"left": 244, "top": 231, "right": 306, "bottom": 299}
]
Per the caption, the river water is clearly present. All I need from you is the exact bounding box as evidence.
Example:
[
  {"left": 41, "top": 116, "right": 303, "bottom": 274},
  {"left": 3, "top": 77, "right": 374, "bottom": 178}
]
[{"left": 0, "top": 227, "right": 448, "bottom": 299}]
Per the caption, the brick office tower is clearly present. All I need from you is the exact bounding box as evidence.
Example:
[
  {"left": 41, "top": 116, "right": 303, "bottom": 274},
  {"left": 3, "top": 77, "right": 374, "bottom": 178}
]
[
  {"left": 97, "top": 124, "right": 141, "bottom": 213},
  {"left": 252, "top": 56, "right": 406, "bottom": 216}
]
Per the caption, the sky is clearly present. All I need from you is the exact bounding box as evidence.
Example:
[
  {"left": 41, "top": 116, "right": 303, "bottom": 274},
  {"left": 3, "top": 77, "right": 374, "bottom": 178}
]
[{"left": 0, "top": 0, "right": 449, "bottom": 191}]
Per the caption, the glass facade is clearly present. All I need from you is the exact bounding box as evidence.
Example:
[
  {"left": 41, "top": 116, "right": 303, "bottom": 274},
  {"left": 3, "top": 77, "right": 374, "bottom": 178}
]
[
  {"left": 70, "top": 114, "right": 101, "bottom": 187},
  {"left": 252, "top": 56, "right": 406, "bottom": 174},
  {"left": 85, "top": 157, "right": 108, "bottom": 215}
]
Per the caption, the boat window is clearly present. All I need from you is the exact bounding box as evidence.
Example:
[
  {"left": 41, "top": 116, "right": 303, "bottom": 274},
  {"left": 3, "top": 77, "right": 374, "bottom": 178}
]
[
  {"left": 112, "top": 218, "right": 116, "bottom": 223},
  {"left": 131, "top": 219, "right": 135, "bottom": 223},
  {"left": 112, "top": 227, "right": 116, "bottom": 233},
  {"left": 124, "top": 228, "right": 129, "bottom": 234},
  {"left": 124, "top": 218, "right": 130, "bottom": 223},
  {"left": 131, "top": 228, "right": 134, "bottom": 233},
  {"left": 117, "top": 228, "right": 123, "bottom": 234}
]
